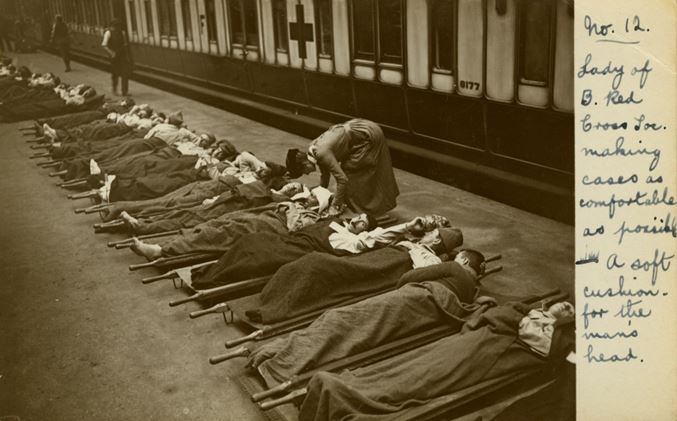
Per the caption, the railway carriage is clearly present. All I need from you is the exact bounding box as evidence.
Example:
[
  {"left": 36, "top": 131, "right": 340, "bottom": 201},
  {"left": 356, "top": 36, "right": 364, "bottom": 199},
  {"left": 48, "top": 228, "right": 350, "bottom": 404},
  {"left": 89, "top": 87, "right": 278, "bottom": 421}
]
[{"left": 6, "top": 0, "right": 575, "bottom": 221}]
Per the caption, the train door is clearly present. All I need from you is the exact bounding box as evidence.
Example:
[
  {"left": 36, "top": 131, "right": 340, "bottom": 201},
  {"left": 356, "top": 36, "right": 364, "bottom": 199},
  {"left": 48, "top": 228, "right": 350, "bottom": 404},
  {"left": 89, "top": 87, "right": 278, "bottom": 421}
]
[
  {"left": 486, "top": 0, "right": 516, "bottom": 102},
  {"left": 552, "top": 0, "right": 573, "bottom": 112},
  {"left": 457, "top": 0, "right": 484, "bottom": 97},
  {"left": 113, "top": 0, "right": 127, "bottom": 20},
  {"left": 516, "top": 0, "right": 554, "bottom": 108},
  {"left": 225, "top": 0, "right": 260, "bottom": 60}
]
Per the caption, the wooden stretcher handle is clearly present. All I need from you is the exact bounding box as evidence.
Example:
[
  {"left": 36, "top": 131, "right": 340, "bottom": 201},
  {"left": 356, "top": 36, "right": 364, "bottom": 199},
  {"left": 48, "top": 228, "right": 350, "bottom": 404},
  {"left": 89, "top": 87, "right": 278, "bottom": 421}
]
[
  {"left": 168, "top": 292, "right": 202, "bottom": 307},
  {"left": 259, "top": 388, "right": 307, "bottom": 411},
  {"left": 189, "top": 302, "right": 229, "bottom": 319},
  {"left": 67, "top": 190, "right": 97, "bottom": 199},
  {"left": 485, "top": 253, "right": 501, "bottom": 262},
  {"left": 51, "top": 170, "right": 68, "bottom": 177},
  {"left": 108, "top": 230, "right": 181, "bottom": 247},
  {"left": 85, "top": 204, "right": 110, "bottom": 214},
  {"left": 30, "top": 152, "right": 50, "bottom": 159},
  {"left": 208, "top": 346, "right": 250, "bottom": 365},
  {"left": 482, "top": 265, "right": 503, "bottom": 277},
  {"left": 141, "top": 270, "right": 176, "bottom": 284},
  {"left": 251, "top": 379, "right": 295, "bottom": 403},
  {"left": 25, "top": 136, "right": 45, "bottom": 143},
  {"left": 128, "top": 259, "right": 161, "bottom": 270},
  {"left": 224, "top": 330, "right": 263, "bottom": 348},
  {"left": 30, "top": 144, "right": 50, "bottom": 150},
  {"left": 60, "top": 177, "right": 87, "bottom": 186}
]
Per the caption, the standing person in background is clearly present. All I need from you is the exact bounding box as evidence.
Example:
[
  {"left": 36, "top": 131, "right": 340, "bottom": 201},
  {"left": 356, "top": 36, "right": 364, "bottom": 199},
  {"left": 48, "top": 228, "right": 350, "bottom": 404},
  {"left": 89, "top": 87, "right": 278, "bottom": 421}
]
[
  {"left": 50, "top": 15, "right": 71, "bottom": 72},
  {"left": 101, "top": 19, "right": 132, "bottom": 97}
]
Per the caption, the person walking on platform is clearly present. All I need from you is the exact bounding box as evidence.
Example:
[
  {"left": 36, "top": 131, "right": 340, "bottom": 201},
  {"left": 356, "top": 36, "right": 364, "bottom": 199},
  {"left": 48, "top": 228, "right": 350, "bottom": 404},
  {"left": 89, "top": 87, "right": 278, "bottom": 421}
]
[
  {"left": 50, "top": 15, "right": 71, "bottom": 72},
  {"left": 286, "top": 119, "right": 400, "bottom": 217},
  {"left": 101, "top": 19, "right": 132, "bottom": 97}
]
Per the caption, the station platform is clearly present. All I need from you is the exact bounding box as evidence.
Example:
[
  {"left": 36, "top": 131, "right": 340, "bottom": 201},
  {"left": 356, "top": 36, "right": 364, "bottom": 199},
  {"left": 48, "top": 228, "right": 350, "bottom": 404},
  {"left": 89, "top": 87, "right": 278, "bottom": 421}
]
[{"left": 0, "top": 52, "right": 574, "bottom": 420}]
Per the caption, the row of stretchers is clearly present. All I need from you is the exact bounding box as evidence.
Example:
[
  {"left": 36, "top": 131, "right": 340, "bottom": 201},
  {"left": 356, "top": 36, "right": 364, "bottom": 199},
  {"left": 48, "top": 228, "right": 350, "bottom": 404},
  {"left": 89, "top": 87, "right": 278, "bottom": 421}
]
[{"left": 5, "top": 57, "right": 576, "bottom": 421}]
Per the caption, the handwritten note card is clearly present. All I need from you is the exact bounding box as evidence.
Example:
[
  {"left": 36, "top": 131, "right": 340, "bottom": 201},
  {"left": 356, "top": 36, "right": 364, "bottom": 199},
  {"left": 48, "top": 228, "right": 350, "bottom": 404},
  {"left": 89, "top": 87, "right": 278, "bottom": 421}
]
[{"left": 576, "top": 1, "right": 676, "bottom": 419}]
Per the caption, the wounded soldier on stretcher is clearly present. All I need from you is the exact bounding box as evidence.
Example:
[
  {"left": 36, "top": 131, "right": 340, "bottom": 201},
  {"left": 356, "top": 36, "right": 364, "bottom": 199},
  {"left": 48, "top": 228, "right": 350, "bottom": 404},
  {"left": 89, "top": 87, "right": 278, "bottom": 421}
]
[
  {"left": 129, "top": 186, "right": 334, "bottom": 259},
  {"left": 97, "top": 145, "right": 282, "bottom": 221},
  {"left": 46, "top": 111, "right": 166, "bottom": 161},
  {"left": 91, "top": 148, "right": 284, "bottom": 203},
  {"left": 242, "top": 226, "right": 465, "bottom": 324},
  {"left": 190, "top": 214, "right": 451, "bottom": 289},
  {"left": 42, "top": 104, "right": 162, "bottom": 146},
  {"left": 31, "top": 98, "right": 135, "bottom": 135},
  {"left": 0, "top": 83, "right": 101, "bottom": 122},
  {"left": 0, "top": 72, "right": 61, "bottom": 104},
  {"left": 116, "top": 180, "right": 308, "bottom": 234},
  {"left": 57, "top": 120, "right": 219, "bottom": 183},
  {"left": 246, "top": 249, "right": 488, "bottom": 386},
  {"left": 299, "top": 300, "right": 575, "bottom": 421}
]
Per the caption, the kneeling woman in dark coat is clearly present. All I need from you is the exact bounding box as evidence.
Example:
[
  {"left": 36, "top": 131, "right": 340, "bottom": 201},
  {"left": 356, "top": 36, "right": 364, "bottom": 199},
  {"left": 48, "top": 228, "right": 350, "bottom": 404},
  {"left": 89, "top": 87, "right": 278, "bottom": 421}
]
[{"left": 286, "top": 119, "right": 399, "bottom": 216}]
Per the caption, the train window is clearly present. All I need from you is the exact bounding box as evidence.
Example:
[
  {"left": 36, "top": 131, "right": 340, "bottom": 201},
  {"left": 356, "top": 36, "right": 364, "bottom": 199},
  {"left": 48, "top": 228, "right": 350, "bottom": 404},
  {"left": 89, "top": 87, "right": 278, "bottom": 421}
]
[
  {"left": 97, "top": 0, "right": 112, "bottom": 27},
  {"left": 180, "top": 0, "right": 192, "bottom": 40},
  {"left": 431, "top": 0, "right": 454, "bottom": 72},
  {"left": 228, "top": 0, "right": 259, "bottom": 47},
  {"left": 84, "top": 0, "right": 96, "bottom": 26},
  {"left": 315, "top": 0, "right": 333, "bottom": 56},
  {"left": 351, "top": 0, "right": 403, "bottom": 64},
  {"left": 518, "top": 0, "right": 552, "bottom": 85},
  {"left": 143, "top": 0, "right": 155, "bottom": 36},
  {"left": 352, "top": 0, "right": 376, "bottom": 60},
  {"left": 243, "top": 0, "right": 258, "bottom": 46},
  {"left": 377, "top": 0, "right": 402, "bottom": 64},
  {"left": 205, "top": 0, "right": 218, "bottom": 43},
  {"left": 229, "top": 0, "right": 245, "bottom": 44},
  {"left": 72, "top": 0, "right": 83, "bottom": 24},
  {"left": 127, "top": 0, "right": 138, "bottom": 34},
  {"left": 158, "top": 0, "right": 178, "bottom": 37},
  {"left": 272, "top": 0, "right": 288, "bottom": 52}
]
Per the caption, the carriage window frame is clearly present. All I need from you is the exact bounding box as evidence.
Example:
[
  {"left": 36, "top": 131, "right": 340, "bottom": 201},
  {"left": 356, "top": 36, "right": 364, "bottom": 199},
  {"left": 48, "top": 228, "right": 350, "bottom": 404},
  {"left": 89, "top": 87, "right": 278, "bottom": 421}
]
[
  {"left": 158, "top": 0, "right": 179, "bottom": 38},
  {"left": 227, "top": 0, "right": 259, "bottom": 50},
  {"left": 351, "top": 0, "right": 376, "bottom": 61},
  {"left": 315, "top": 0, "right": 333, "bottom": 58},
  {"left": 143, "top": 0, "right": 155, "bottom": 39},
  {"left": 430, "top": 0, "right": 455, "bottom": 75},
  {"left": 518, "top": 0, "right": 553, "bottom": 87},
  {"left": 127, "top": 0, "right": 139, "bottom": 35},
  {"left": 205, "top": 0, "right": 218, "bottom": 44},
  {"left": 377, "top": 0, "right": 403, "bottom": 65},
  {"left": 350, "top": 0, "right": 404, "bottom": 66},
  {"left": 272, "top": 0, "right": 288, "bottom": 53},
  {"left": 180, "top": 0, "right": 193, "bottom": 41}
]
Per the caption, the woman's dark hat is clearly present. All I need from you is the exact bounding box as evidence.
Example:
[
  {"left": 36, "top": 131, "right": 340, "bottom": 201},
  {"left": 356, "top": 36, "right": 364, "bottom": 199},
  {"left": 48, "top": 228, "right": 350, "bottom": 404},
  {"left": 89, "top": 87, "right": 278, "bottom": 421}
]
[{"left": 286, "top": 148, "right": 304, "bottom": 178}]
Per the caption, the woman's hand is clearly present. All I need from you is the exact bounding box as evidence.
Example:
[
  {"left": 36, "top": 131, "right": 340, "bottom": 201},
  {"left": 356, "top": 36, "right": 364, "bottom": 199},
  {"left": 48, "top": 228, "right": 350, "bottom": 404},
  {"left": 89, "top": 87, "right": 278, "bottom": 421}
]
[{"left": 326, "top": 204, "right": 344, "bottom": 217}]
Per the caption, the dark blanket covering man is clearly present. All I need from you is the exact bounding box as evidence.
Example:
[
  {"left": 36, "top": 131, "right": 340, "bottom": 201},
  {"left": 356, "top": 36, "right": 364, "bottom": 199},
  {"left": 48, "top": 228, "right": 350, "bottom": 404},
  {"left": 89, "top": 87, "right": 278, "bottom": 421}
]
[
  {"left": 190, "top": 218, "right": 341, "bottom": 289},
  {"left": 49, "top": 130, "right": 150, "bottom": 160},
  {"left": 127, "top": 179, "right": 284, "bottom": 234},
  {"left": 153, "top": 207, "right": 291, "bottom": 256},
  {"left": 35, "top": 102, "right": 131, "bottom": 132},
  {"left": 61, "top": 146, "right": 196, "bottom": 181},
  {"left": 102, "top": 175, "right": 243, "bottom": 221},
  {"left": 0, "top": 94, "right": 104, "bottom": 122},
  {"left": 299, "top": 303, "right": 575, "bottom": 421},
  {"left": 51, "top": 118, "right": 134, "bottom": 144},
  {"left": 248, "top": 261, "right": 479, "bottom": 387},
  {"left": 1, "top": 85, "right": 58, "bottom": 105},
  {"left": 251, "top": 231, "right": 463, "bottom": 324},
  {"left": 107, "top": 166, "right": 208, "bottom": 202}
]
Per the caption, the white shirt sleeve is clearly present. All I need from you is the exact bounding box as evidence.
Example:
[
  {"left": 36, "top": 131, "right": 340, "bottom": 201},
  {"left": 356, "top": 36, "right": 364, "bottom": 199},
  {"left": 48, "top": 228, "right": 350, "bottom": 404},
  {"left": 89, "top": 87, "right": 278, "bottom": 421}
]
[
  {"left": 101, "top": 30, "right": 111, "bottom": 47},
  {"left": 518, "top": 309, "right": 557, "bottom": 357}
]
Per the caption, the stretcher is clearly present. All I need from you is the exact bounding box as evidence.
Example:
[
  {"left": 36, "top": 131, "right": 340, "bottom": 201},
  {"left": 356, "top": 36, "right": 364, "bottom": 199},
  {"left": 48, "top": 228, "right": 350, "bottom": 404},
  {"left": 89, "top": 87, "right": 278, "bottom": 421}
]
[
  {"left": 209, "top": 254, "right": 502, "bottom": 355},
  {"left": 251, "top": 290, "right": 568, "bottom": 412}
]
